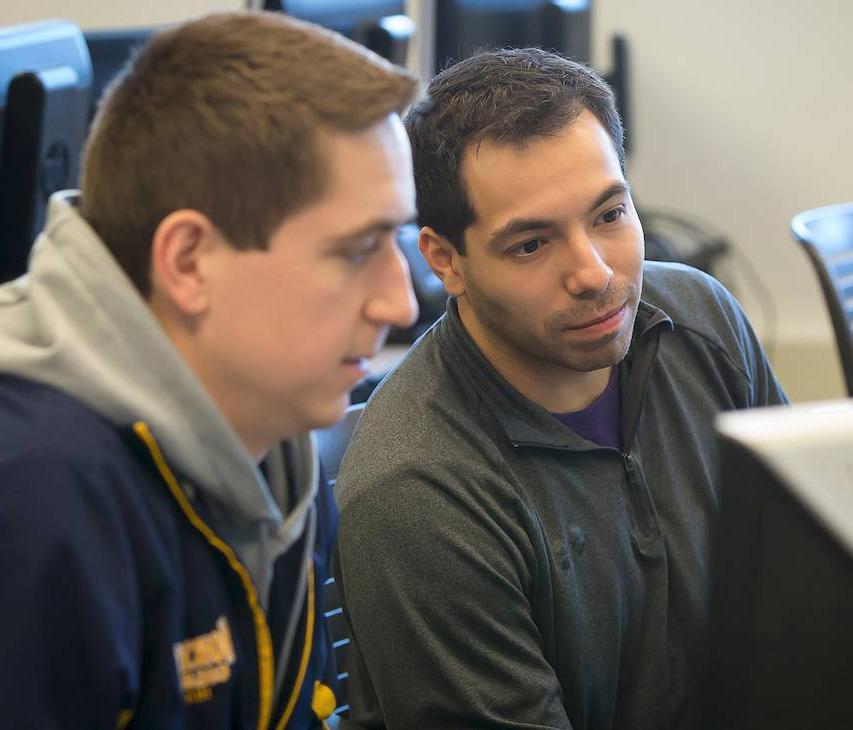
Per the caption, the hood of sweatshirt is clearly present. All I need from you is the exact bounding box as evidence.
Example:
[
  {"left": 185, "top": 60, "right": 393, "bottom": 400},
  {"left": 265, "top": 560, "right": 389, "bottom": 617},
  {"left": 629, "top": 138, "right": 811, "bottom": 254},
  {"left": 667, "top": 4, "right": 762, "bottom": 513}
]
[{"left": 0, "top": 192, "right": 317, "bottom": 603}]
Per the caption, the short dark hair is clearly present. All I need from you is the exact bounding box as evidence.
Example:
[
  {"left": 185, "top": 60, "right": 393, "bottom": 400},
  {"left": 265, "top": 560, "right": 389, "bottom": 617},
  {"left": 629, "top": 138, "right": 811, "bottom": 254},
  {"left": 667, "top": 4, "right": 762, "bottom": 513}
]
[
  {"left": 404, "top": 48, "right": 624, "bottom": 253},
  {"left": 81, "top": 11, "right": 417, "bottom": 296}
]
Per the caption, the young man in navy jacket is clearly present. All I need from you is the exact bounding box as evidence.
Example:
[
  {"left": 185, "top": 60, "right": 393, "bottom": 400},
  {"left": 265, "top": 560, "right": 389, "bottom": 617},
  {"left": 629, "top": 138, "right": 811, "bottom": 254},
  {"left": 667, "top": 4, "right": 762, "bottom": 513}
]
[{"left": 0, "top": 12, "right": 417, "bottom": 729}]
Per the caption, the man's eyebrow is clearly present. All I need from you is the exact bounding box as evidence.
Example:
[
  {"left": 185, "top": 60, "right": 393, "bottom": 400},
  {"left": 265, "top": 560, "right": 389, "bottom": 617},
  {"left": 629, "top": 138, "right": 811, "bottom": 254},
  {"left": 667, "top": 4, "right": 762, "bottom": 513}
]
[
  {"left": 486, "top": 181, "right": 630, "bottom": 251},
  {"left": 487, "top": 218, "right": 557, "bottom": 251},
  {"left": 587, "top": 181, "right": 630, "bottom": 215},
  {"left": 330, "top": 217, "right": 416, "bottom": 245}
]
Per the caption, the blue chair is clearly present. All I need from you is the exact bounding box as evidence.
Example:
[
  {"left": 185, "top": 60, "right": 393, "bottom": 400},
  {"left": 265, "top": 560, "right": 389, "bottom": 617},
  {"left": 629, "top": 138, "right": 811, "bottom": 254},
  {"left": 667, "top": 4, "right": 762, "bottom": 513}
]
[
  {"left": 314, "top": 403, "right": 365, "bottom": 723},
  {"left": 791, "top": 203, "right": 853, "bottom": 397}
]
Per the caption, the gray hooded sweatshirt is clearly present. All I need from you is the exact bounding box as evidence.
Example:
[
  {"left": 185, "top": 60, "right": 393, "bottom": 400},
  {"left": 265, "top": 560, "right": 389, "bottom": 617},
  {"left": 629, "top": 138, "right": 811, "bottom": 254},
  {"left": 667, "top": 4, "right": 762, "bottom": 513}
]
[{"left": 0, "top": 192, "right": 317, "bottom": 627}]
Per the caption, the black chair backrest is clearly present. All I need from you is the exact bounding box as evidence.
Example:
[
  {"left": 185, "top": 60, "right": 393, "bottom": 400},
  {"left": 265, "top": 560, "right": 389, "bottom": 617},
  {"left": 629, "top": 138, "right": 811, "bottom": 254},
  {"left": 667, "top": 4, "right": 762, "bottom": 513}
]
[
  {"left": 315, "top": 403, "right": 365, "bottom": 486},
  {"left": 791, "top": 203, "right": 853, "bottom": 397},
  {"left": 313, "top": 403, "right": 365, "bottom": 719}
]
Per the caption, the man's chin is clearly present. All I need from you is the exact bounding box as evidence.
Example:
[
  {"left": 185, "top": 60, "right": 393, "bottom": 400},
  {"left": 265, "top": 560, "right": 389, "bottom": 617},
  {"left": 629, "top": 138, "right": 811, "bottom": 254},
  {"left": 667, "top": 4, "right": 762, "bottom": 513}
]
[
  {"left": 272, "top": 395, "right": 350, "bottom": 444},
  {"left": 550, "top": 332, "right": 633, "bottom": 373}
]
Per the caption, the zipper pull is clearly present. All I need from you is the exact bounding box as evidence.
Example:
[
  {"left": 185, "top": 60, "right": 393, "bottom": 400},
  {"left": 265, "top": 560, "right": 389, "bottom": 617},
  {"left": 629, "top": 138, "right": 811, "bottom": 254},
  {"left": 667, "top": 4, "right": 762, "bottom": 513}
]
[{"left": 622, "top": 452, "right": 641, "bottom": 487}]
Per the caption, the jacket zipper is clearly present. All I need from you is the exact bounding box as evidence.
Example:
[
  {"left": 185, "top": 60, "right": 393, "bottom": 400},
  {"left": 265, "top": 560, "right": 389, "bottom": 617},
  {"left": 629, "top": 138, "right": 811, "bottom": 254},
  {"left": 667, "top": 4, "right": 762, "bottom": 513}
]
[
  {"left": 621, "top": 451, "right": 660, "bottom": 548},
  {"left": 132, "top": 422, "right": 276, "bottom": 729}
]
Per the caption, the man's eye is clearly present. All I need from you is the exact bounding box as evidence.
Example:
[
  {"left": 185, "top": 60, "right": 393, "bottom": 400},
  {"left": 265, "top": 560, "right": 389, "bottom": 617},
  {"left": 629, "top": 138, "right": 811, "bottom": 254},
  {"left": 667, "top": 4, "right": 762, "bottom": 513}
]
[
  {"left": 345, "top": 237, "right": 381, "bottom": 263},
  {"left": 511, "top": 239, "right": 545, "bottom": 257},
  {"left": 600, "top": 206, "right": 625, "bottom": 224}
]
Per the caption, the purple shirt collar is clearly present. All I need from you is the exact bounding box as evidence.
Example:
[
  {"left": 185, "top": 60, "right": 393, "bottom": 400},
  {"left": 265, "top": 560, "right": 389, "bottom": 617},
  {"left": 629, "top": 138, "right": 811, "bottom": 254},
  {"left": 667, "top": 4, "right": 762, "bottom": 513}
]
[{"left": 551, "top": 367, "right": 622, "bottom": 450}]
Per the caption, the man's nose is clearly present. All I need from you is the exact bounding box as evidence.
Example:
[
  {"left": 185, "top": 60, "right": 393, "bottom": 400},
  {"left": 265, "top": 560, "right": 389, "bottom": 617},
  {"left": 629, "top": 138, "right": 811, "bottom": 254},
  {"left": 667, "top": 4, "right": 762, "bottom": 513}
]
[
  {"left": 365, "top": 243, "right": 419, "bottom": 329},
  {"left": 562, "top": 234, "right": 613, "bottom": 297}
]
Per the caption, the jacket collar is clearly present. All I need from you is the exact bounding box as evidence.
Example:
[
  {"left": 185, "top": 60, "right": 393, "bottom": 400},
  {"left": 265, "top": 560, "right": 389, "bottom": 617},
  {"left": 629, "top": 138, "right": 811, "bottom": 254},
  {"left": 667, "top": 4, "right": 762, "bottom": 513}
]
[{"left": 435, "top": 296, "right": 673, "bottom": 451}]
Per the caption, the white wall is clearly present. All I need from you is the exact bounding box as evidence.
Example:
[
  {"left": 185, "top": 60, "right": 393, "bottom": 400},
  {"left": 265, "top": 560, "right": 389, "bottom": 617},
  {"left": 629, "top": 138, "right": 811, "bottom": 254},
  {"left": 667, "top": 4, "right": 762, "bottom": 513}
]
[
  {"left": 0, "top": 0, "right": 240, "bottom": 29},
  {"left": 592, "top": 0, "right": 851, "bottom": 399}
]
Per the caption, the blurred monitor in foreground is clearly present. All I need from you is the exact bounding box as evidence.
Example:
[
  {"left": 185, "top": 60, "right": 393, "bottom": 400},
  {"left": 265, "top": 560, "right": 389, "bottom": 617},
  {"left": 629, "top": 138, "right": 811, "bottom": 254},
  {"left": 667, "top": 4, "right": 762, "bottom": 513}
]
[
  {"left": 0, "top": 19, "right": 92, "bottom": 283},
  {"left": 705, "top": 400, "right": 853, "bottom": 729}
]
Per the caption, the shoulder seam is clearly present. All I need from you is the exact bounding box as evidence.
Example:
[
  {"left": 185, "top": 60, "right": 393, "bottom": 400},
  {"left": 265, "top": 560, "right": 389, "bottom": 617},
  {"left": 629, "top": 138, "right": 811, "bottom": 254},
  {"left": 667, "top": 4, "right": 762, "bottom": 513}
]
[{"left": 667, "top": 320, "right": 752, "bottom": 390}]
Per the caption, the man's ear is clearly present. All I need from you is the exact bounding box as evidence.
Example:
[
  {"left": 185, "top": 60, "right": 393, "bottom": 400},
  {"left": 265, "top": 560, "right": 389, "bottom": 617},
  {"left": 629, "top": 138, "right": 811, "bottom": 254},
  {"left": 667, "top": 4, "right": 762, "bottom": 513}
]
[
  {"left": 418, "top": 226, "right": 466, "bottom": 297},
  {"left": 149, "top": 210, "right": 219, "bottom": 315}
]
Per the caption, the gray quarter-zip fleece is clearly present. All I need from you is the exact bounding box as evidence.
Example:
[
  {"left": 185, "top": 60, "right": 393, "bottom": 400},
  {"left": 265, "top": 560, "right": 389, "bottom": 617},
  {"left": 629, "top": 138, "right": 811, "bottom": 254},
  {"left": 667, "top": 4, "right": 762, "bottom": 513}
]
[{"left": 334, "top": 262, "right": 787, "bottom": 730}]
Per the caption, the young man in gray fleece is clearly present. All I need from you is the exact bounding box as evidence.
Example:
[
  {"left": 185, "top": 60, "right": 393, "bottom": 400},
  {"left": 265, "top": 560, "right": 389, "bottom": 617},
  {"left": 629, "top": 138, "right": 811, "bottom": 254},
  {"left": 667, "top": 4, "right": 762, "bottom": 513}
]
[{"left": 334, "top": 49, "right": 787, "bottom": 730}]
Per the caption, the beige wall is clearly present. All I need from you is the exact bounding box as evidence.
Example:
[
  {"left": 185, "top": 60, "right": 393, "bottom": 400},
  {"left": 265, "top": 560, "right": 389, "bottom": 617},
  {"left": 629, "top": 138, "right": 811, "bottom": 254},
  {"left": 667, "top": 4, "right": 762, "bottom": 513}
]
[
  {"left": 2, "top": 0, "right": 848, "bottom": 400},
  {"left": 592, "top": 0, "right": 851, "bottom": 400},
  {"left": 0, "top": 0, "right": 239, "bottom": 29}
]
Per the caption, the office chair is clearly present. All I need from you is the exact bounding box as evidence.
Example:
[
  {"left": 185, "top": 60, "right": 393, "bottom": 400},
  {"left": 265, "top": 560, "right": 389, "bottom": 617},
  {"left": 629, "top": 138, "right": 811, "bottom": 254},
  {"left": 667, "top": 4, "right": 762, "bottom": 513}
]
[
  {"left": 315, "top": 403, "right": 365, "bottom": 486},
  {"left": 791, "top": 203, "right": 853, "bottom": 396},
  {"left": 313, "top": 403, "right": 365, "bottom": 722}
]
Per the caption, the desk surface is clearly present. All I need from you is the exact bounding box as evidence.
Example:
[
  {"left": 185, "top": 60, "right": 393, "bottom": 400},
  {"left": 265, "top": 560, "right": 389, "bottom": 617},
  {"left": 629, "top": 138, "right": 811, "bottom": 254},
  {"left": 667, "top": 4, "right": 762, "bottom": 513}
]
[{"left": 366, "top": 343, "right": 411, "bottom": 376}]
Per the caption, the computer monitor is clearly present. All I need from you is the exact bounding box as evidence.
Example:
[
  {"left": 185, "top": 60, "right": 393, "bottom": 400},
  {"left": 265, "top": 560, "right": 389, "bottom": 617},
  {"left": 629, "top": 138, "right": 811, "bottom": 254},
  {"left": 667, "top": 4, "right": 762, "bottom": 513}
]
[
  {"left": 84, "top": 27, "right": 156, "bottom": 122},
  {"left": 266, "top": 0, "right": 413, "bottom": 66},
  {"left": 0, "top": 19, "right": 92, "bottom": 283},
  {"left": 433, "top": 0, "right": 592, "bottom": 72},
  {"left": 429, "top": 1, "right": 632, "bottom": 154},
  {"left": 704, "top": 400, "right": 853, "bottom": 729}
]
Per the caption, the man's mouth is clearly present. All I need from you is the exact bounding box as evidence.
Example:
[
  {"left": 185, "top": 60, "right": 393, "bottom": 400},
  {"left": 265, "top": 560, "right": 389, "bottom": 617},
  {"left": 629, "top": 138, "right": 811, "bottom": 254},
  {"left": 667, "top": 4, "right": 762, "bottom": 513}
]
[{"left": 564, "top": 303, "right": 627, "bottom": 331}]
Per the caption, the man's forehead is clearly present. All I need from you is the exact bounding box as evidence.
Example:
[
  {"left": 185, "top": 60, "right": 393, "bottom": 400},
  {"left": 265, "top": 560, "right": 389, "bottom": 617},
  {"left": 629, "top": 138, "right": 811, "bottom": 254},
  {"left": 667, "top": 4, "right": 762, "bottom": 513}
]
[
  {"left": 464, "top": 116, "right": 620, "bottom": 189},
  {"left": 459, "top": 132, "right": 556, "bottom": 206},
  {"left": 462, "top": 109, "right": 617, "bottom": 163},
  {"left": 303, "top": 119, "right": 414, "bottom": 215}
]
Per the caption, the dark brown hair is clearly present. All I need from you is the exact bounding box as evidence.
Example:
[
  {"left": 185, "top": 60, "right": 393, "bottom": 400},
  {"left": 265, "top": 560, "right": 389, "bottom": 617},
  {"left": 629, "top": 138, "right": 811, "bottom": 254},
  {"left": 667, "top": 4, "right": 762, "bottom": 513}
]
[
  {"left": 81, "top": 11, "right": 417, "bottom": 295},
  {"left": 404, "top": 48, "right": 624, "bottom": 254}
]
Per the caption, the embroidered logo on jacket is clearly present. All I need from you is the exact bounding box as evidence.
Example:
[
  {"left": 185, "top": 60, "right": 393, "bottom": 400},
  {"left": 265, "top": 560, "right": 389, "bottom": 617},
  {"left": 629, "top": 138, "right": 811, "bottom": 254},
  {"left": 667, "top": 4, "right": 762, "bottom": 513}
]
[{"left": 173, "top": 616, "right": 236, "bottom": 704}]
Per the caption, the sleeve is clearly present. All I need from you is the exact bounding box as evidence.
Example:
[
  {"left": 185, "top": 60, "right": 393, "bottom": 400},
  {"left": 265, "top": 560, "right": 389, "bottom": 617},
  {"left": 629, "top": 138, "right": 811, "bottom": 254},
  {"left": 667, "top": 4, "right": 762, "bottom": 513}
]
[
  {"left": 650, "top": 263, "right": 789, "bottom": 409},
  {"left": 746, "top": 336, "right": 788, "bottom": 408},
  {"left": 720, "top": 280, "right": 789, "bottom": 408},
  {"left": 677, "top": 264, "right": 789, "bottom": 409},
  {"left": 335, "top": 471, "right": 571, "bottom": 730},
  {"left": 0, "top": 449, "right": 142, "bottom": 730}
]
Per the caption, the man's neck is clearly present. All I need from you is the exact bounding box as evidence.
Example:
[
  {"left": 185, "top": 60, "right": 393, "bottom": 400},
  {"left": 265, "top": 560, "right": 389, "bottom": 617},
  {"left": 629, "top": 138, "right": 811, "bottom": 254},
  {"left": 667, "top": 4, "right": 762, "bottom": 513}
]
[
  {"left": 457, "top": 302, "right": 613, "bottom": 413},
  {"left": 148, "top": 294, "right": 277, "bottom": 461},
  {"left": 492, "top": 353, "right": 612, "bottom": 413}
]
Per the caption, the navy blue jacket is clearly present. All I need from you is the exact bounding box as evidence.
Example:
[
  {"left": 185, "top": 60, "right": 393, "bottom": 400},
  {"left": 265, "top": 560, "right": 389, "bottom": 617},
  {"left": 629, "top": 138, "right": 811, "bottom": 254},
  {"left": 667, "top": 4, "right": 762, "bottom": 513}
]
[{"left": 0, "top": 375, "right": 338, "bottom": 729}]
